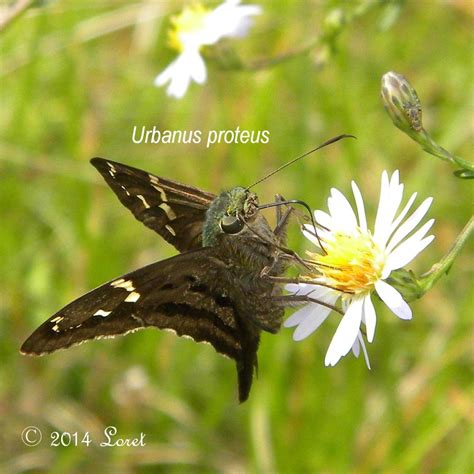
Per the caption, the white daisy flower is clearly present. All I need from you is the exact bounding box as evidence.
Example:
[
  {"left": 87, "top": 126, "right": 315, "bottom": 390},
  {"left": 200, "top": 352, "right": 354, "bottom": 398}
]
[
  {"left": 155, "top": 0, "right": 262, "bottom": 98},
  {"left": 285, "top": 170, "right": 435, "bottom": 368}
]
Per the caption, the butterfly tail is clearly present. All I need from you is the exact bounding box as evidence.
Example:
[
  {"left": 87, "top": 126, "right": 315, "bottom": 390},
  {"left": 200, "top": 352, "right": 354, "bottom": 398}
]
[{"left": 236, "top": 335, "right": 259, "bottom": 403}]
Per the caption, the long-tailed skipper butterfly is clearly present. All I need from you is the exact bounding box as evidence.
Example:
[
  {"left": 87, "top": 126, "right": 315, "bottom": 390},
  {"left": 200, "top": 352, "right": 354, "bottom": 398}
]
[{"left": 21, "top": 136, "right": 350, "bottom": 402}]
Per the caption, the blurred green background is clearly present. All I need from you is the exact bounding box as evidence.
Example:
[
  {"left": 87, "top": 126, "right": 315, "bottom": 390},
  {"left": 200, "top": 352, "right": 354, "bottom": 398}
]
[{"left": 1, "top": 0, "right": 472, "bottom": 472}]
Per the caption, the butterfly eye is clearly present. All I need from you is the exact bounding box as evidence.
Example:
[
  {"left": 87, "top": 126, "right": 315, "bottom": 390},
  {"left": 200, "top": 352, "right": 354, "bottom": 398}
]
[{"left": 220, "top": 215, "right": 244, "bottom": 234}]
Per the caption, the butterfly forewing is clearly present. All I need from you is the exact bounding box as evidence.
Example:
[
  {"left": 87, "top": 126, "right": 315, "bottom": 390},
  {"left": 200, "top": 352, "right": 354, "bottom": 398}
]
[
  {"left": 91, "top": 158, "right": 216, "bottom": 252},
  {"left": 21, "top": 248, "right": 259, "bottom": 402}
]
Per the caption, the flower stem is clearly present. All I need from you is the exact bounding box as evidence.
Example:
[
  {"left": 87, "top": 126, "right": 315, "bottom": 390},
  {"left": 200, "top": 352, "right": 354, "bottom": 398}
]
[
  {"left": 417, "top": 130, "right": 474, "bottom": 173},
  {"left": 418, "top": 216, "right": 474, "bottom": 293}
]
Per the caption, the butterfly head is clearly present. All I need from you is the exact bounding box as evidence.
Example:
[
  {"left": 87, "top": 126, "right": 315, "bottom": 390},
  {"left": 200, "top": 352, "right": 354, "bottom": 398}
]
[{"left": 203, "top": 187, "right": 259, "bottom": 246}]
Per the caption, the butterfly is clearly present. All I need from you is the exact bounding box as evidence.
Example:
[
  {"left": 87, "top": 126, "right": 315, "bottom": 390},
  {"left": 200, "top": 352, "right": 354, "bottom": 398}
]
[{"left": 21, "top": 158, "right": 297, "bottom": 402}]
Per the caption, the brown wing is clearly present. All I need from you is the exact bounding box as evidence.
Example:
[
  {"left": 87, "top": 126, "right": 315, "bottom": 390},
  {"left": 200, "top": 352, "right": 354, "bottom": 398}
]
[
  {"left": 91, "top": 158, "right": 216, "bottom": 252},
  {"left": 21, "top": 248, "right": 259, "bottom": 402}
]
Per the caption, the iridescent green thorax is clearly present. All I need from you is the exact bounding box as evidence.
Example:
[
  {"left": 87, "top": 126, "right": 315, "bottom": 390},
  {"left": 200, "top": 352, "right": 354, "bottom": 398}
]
[{"left": 202, "top": 187, "right": 258, "bottom": 246}]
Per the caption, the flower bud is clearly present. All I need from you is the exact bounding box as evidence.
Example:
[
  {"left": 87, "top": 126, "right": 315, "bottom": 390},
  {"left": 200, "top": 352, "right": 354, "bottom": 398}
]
[{"left": 381, "top": 71, "right": 423, "bottom": 133}]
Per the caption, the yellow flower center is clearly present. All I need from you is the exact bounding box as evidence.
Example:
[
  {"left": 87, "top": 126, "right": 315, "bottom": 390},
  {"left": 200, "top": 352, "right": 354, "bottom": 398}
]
[
  {"left": 307, "top": 229, "right": 385, "bottom": 294},
  {"left": 167, "top": 3, "right": 210, "bottom": 52}
]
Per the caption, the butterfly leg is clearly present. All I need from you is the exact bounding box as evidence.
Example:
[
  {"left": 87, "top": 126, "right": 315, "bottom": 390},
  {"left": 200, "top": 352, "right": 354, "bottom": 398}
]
[
  {"left": 273, "top": 194, "right": 293, "bottom": 244},
  {"left": 262, "top": 275, "right": 343, "bottom": 292},
  {"left": 274, "top": 194, "right": 284, "bottom": 225}
]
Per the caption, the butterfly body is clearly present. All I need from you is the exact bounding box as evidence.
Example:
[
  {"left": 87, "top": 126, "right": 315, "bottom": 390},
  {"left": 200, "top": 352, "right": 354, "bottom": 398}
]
[{"left": 21, "top": 158, "right": 291, "bottom": 402}]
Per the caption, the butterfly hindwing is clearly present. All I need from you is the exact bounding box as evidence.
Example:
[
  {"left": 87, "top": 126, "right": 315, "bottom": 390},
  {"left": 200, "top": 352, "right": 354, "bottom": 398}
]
[
  {"left": 91, "top": 158, "right": 216, "bottom": 252},
  {"left": 21, "top": 247, "right": 259, "bottom": 402}
]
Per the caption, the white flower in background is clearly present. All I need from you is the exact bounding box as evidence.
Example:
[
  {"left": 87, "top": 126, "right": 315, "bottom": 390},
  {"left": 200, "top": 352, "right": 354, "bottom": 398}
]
[
  {"left": 285, "top": 171, "right": 435, "bottom": 368},
  {"left": 155, "top": 0, "right": 262, "bottom": 98}
]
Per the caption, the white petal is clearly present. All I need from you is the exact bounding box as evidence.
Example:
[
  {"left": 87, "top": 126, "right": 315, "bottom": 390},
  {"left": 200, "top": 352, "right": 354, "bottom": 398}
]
[
  {"left": 325, "top": 297, "right": 363, "bottom": 366},
  {"left": 351, "top": 180, "right": 367, "bottom": 231},
  {"left": 154, "top": 49, "right": 207, "bottom": 98},
  {"left": 220, "top": 5, "right": 262, "bottom": 38},
  {"left": 284, "top": 303, "right": 319, "bottom": 328},
  {"left": 314, "top": 210, "right": 332, "bottom": 229},
  {"left": 374, "top": 171, "right": 404, "bottom": 247},
  {"left": 154, "top": 61, "right": 176, "bottom": 86},
  {"left": 363, "top": 294, "right": 377, "bottom": 343},
  {"left": 166, "top": 72, "right": 191, "bottom": 99},
  {"left": 388, "top": 192, "right": 417, "bottom": 237},
  {"left": 352, "top": 337, "right": 360, "bottom": 357},
  {"left": 285, "top": 289, "right": 337, "bottom": 332},
  {"left": 358, "top": 332, "right": 371, "bottom": 369},
  {"left": 154, "top": 56, "right": 191, "bottom": 98},
  {"left": 285, "top": 283, "right": 329, "bottom": 298},
  {"left": 375, "top": 280, "right": 412, "bottom": 320},
  {"left": 386, "top": 197, "right": 433, "bottom": 254},
  {"left": 390, "top": 169, "right": 400, "bottom": 186},
  {"left": 285, "top": 283, "right": 304, "bottom": 294},
  {"left": 307, "top": 225, "right": 331, "bottom": 241},
  {"left": 385, "top": 235, "right": 435, "bottom": 276},
  {"left": 351, "top": 332, "right": 371, "bottom": 369},
  {"left": 327, "top": 188, "right": 357, "bottom": 231},
  {"left": 385, "top": 224, "right": 435, "bottom": 272},
  {"left": 374, "top": 171, "right": 404, "bottom": 244},
  {"left": 373, "top": 171, "right": 390, "bottom": 235},
  {"left": 204, "top": 0, "right": 261, "bottom": 44},
  {"left": 292, "top": 305, "right": 332, "bottom": 340},
  {"left": 188, "top": 51, "right": 207, "bottom": 83}
]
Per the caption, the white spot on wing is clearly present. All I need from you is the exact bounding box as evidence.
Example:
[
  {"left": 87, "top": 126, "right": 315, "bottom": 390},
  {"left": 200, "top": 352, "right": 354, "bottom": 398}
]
[
  {"left": 108, "top": 162, "right": 117, "bottom": 177},
  {"left": 111, "top": 279, "right": 135, "bottom": 292},
  {"left": 137, "top": 194, "right": 151, "bottom": 209},
  {"left": 124, "top": 291, "right": 141, "bottom": 303},
  {"left": 150, "top": 183, "right": 168, "bottom": 202},
  {"left": 52, "top": 324, "right": 60, "bottom": 333},
  {"left": 94, "top": 309, "right": 112, "bottom": 317},
  {"left": 165, "top": 224, "right": 176, "bottom": 236},
  {"left": 51, "top": 316, "right": 64, "bottom": 323},
  {"left": 159, "top": 203, "right": 177, "bottom": 220}
]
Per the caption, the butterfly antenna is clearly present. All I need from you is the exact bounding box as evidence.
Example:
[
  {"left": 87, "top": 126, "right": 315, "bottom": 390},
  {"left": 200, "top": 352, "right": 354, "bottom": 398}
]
[{"left": 245, "top": 134, "right": 355, "bottom": 191}]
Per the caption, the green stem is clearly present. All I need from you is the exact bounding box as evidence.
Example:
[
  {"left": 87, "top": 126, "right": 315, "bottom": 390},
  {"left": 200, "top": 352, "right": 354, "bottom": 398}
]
[
  {"left": 209, "top": 37, "right": 319, "bottom": 71},
  {"left": 243, "top": 39, "right": 319, "bottom": 71},
  {"left": 418, "top": 216, "right": 474, "bottom": 293},
  {"left": 418, "top": 130, "right": 474, "bottom": 171}
]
